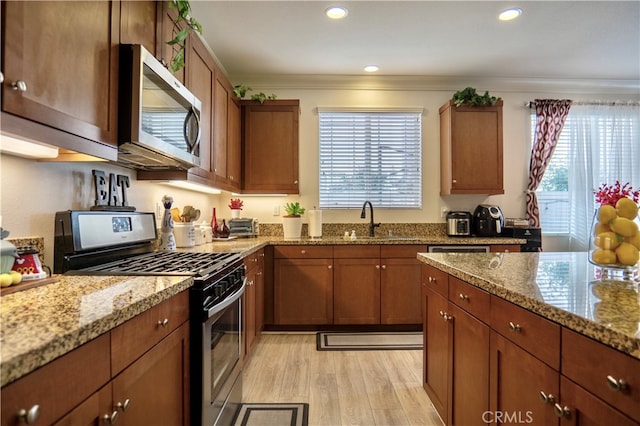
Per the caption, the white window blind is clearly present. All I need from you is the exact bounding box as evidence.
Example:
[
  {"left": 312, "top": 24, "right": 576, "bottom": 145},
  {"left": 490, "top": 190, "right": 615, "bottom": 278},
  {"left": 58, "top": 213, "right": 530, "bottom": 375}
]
[{"left": 319, "top": 110, "right": 422, "bottom": 209}]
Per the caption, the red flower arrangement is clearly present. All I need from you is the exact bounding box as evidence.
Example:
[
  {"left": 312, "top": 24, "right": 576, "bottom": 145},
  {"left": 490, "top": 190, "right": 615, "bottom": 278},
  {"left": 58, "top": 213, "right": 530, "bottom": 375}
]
[
  {"left": 228, "top": 198, "right": 244, "bottom": 210},
  {"left": 594, "top": 181, "right": 639, "bottom": 207}
]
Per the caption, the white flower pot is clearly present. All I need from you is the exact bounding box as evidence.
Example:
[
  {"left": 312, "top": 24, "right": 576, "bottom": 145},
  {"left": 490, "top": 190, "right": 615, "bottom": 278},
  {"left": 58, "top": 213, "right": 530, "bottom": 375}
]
[
  {"left": 282, "top": 216, "right": 302, "bottom": 240},
  {"left": 231, "top": 209, "right": 241, "bottom": 219}
]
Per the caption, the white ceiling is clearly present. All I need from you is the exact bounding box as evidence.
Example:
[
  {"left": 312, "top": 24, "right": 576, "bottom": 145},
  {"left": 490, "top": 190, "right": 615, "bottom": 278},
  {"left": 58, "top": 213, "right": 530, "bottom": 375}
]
[{"left": 190, "top": 1, "right": 640, "bottom": 86}]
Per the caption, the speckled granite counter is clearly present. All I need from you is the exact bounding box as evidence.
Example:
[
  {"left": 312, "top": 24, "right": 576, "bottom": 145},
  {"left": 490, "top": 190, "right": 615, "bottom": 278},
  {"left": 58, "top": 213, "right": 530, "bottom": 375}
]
[
  {"left": 417, "top": 252, "right": 640, "bottom": 359},
  {"left": 0, "top": 274, "right": 193, "bottom": 385},
  {"left": 0, "top": 234, "right": 523, "bottom": 387}
]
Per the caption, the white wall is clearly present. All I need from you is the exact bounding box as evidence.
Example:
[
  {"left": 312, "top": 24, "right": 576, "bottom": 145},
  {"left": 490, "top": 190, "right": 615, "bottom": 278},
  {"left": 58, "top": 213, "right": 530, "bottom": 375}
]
[{"left": 1, "top": 78, "right": 637, "bottom": 264}]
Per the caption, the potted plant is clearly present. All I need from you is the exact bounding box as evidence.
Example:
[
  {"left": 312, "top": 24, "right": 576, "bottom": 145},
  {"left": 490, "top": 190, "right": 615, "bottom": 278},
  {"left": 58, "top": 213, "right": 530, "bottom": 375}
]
[
  {"left": 228, "top": 198, "right": 243, "bottom": 219},
  {"left": 451, "top": 87, "right": 501, "bottom": 107},
  {"left": 282, "top": 202, "right": 305, "bottom": 240}
]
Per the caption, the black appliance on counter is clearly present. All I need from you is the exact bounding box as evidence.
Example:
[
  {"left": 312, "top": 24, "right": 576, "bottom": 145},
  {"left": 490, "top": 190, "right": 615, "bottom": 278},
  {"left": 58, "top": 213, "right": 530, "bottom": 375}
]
[
  {"left": 54, "top": 210, "right": 245, "bottom": 426},
  {"left": 472, "top": 204, "right": 504, "bottom": 237},
  {"left": 446, "top": 211, "right": 472, "bottom": 237},
  {"left": 502, "top": 226, "right": 542, "bottom": 252}
]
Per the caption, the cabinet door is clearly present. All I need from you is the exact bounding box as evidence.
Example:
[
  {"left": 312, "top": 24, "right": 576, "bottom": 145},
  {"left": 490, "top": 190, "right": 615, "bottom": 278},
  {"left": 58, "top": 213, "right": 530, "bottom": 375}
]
[
  {"left": 119, "top": 1, "right": 159, "bottom": 55},
  {"left": 440, "top": 101, "right": 503, "bottom": 195},
  {"left": 159, "top": 2, "right": 185, "bottom": 83},
  {"left": 423, "top": 287, "right": 451, "bottom": 424},
  {"left": 559, "top": 376, "right": 639, "bottom": 426},
  {"left": 2, "top": 1, "right": 119, "bottom": 147},
  {"left": 186, "top": 34, "right": 215, "bottom": 182},
  {"left": 54, "top": 384, "right": 114, "bottom": 426},
  {"left": 490, "top": 331, "right": 559, "bottom": 426},
  {"left": 381, "top": 257, "right": 422, "bottom": 324},
  {"left": 244, "top": 266, "right": 257, "bottom": 360},
  {"left": 213, "top": 72, "right": 230, "bottom": 184},
  {"left": 112, "top": 322, "right": 190, "bottom": 426},
  {"left": 274, "top": 258, "right": 333, "bottom": 324},
  {"left": 227, "top": 97, "right": 242, "bottom": 189},
  {"left": 449, "top": 303, "right": 490, "bottom": 426},
  {"left": 242, "top": 100, "right": 300, "bottom": 194},
  {"left": 333, "top": 258, "right": 380, "bottom": 324}
]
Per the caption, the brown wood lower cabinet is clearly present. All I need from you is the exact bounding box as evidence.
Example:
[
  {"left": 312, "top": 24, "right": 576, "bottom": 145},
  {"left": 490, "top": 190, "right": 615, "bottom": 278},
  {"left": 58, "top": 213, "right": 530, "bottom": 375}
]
[
  {"left": 422, "top": 265, "right": 490, "bottom": 425},
  {"left": 1, "top": 291, "right": 190, "bottom": 426},
  {"left": 423, "top": 265, "right": 640, "bottom": 426},
  {"left": 244, "top": 249, "right": 265, "bottom": 360}
]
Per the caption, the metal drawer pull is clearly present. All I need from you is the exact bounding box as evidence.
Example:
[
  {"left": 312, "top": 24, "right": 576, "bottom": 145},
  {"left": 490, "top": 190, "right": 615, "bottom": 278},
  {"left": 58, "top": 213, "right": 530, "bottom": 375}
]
[
  {"left": 428, "top": 276, "right": 436, "bottom": 283},
  {"left": 17, "top": 405, "right": 40, "bottom": 424},
  {"left": 606, "top": 375, "right": 628, "bottom": 392},
  {"left": 553, "top": 403, "right": 571, "bottom": 418},
  {"left": 508, "top": 321, "right": 521, "bottom": 332},
  {"left": 301, "top": 250, "right": 306, "bottom": 254},
  {"left": 381, "top": 264, "right": 386, "bottom": 269},
  {"left": 327, "top": 265, "right": 332, "bottom": 269},
  {"left": 538, "top": 391, "right": 555, "bottom": 404},
  {"left": 158, "top": 318, "right": 169, "bottom": 327},
  {"left": 458, "top": 293, "right": 469, "bottom": 301},
  {"left": 443, "top": 313, "right": 453, "bottom": 321},
  {"left": 11, "top": 80, "right": 27, "bottom": 92},
  {"left": 116, "top": 399, "right": 131, "bottom": 412},
  {"left": 102, "top": 410, "right": 119, "bottom": 424}
]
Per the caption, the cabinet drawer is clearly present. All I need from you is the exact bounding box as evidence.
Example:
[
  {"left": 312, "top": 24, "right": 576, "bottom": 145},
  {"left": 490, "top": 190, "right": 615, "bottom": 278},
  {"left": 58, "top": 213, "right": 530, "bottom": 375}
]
[
  {"left": 562, "top": 329, "right": 640, "bottom": 421},
  {"left": 422, "top": 264, "right": 448, "bottom": 297},
  {"left": 274, "top": 245, "right": 333, "bottom": 258},
  {"left": 333, "top": 245, "right": 380, "bottom": 258},
  {"left": 111, "top": 290, "right": 189, "bottom": 375},
  {"left": 380, "top": 244, "right": 423, "bottom": 258},
  {"left": 244, "top": 249, "right": 264, "bottom": 270},
  {"left": 1, "top": 333, "right": 110, "bottom": 426},
  {"left": 449, "top": 277, "right": 489, "bottom": 320},
  {"left": 490, "top": 296, "right": 560, "bottom": 369}
]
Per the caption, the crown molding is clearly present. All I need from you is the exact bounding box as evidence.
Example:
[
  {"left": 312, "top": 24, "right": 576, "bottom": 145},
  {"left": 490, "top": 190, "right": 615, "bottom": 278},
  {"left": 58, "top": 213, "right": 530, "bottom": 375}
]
[{"left": 227, "top": 74, "right": 640, "bottom": 95}]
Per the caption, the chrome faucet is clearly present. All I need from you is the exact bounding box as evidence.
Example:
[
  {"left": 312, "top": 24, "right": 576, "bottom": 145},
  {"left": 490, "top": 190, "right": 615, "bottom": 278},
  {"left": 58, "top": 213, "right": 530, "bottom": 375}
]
[{"left": 360, "top": 201, "right": 381, "bottom": 237}]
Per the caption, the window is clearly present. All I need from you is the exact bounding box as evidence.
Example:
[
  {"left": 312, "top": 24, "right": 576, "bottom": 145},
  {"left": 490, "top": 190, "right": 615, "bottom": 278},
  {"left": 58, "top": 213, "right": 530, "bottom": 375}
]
[
  {"left": 318, "top": 109, "right": 422, "bottom": 209},
  {"left": 533, "top": 103, "right": 640, "bottom": 249}
]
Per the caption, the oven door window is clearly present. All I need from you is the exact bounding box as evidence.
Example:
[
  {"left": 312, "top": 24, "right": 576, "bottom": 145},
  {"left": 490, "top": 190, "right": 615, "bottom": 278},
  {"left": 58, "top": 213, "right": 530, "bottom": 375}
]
[{"left": 204, "top": 299, "right": 240, "bottom": 404}]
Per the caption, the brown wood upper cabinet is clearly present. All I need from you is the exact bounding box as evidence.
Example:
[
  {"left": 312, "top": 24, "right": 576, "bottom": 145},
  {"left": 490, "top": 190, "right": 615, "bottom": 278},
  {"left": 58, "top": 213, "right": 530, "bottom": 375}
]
[
  {"left": 1, "top": 1, "right": 120, "bottom": 160},
  {"left": 119, "top": 1, "right": 161, "bottom": 56},
  {"left": 213, "top": 67, "right": 242, "bottom": 191},
  {"left": 241, "top": 100, "right": 300, "bottom": 194},
  {"left": 439, "top": 100, "right": 504, "bottom": 195}
]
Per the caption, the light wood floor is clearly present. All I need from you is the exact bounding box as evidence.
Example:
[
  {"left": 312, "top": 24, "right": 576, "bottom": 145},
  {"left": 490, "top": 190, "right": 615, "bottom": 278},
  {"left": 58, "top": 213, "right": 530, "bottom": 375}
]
[{"left": 242, "top": 333, "right": 443, "bottom": 426}]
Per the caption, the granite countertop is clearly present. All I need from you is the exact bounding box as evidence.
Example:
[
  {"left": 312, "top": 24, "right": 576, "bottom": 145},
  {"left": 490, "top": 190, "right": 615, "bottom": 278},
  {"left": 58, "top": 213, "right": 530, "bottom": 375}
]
[
  {"left": 0, "top": 234, "right": 524, "bottom": 387},
  {"left": 417, "top": 252, "right": 640, "bottom": 359}
]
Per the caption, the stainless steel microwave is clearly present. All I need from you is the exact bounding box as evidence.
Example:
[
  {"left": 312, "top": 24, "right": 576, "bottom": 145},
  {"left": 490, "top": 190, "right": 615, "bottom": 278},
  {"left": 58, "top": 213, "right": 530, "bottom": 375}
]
[{"left": 118, "top": 44, "right": 201, "bottom": 170}]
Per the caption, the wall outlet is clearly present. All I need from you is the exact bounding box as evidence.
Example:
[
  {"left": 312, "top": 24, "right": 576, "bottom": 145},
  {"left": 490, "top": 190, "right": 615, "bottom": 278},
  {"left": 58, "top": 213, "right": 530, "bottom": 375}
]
[
  {"left": 441, "top": 207, "right": 448, "bottom": 218},
  {"left": 273, "top": 205, "right": 280, "bottom": 216}
]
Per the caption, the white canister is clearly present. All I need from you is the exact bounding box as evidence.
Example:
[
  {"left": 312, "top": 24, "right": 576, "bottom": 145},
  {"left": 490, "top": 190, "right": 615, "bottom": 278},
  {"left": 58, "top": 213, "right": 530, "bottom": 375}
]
[{"left": 174, "top": 222, "right": 196, "bottom": 247}]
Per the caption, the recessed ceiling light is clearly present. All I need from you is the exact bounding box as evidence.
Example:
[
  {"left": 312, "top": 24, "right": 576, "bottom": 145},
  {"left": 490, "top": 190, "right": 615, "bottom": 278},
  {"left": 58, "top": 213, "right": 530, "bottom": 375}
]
[
  {"left": 498, "top": 7, "right": 522, "bottom": 21},
  {"left": 364, "top": 65, "right": 379, "bottom": 73},
  {"left": 325, "top": 6, "right": 348, "bottom": 19}
]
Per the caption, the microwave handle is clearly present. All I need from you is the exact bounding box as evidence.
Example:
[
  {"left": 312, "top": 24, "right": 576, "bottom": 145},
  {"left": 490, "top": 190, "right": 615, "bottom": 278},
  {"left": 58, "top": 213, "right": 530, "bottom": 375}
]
[{"left": 183, "top": 106, "right": 201, "bottom": 154}]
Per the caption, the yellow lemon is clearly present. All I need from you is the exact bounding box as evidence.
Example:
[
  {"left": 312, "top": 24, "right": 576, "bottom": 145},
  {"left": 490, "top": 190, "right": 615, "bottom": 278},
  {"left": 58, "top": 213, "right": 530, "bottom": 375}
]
[
  {"left": 9, "top": 271, "right": 22, "bottom": 285},
  {"left": 625, "top": 232, "right": 640, "bottom": 250},
  {"left": 615, "top": 242, "right": 639, "bottom": 266},
  {"left": 610, "top": 217, "right": 639, "bottom": 237},
  {"left": 594, "top": 231, "right": 622, "bottom": 250},
  {"left": 591, "top": 248, "right": 617, "bottom": 265},
  {"left": 594, "top": 222, "right": 611, "bottom": 236},
  {"left": 0, "top": 274, "right": 12, "bottom": 288},
  {"left": 598, "top": 204, "right": 617, "bottom": 224},
  {"left": 615, "top": 197, "right": 639, "bottom": 220}
]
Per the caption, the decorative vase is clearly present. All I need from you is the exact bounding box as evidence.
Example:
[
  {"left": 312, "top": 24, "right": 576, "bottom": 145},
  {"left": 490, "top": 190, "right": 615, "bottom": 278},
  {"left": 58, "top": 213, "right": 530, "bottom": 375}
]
[
  {"left": 211, "top": 208, "right": 219, "bottom": 238},
  {"left": 231, "top": 209, "right": 241, "bottom": 219},
  {"left": 282, "top": 216, "right": 302, "bottom": 240},
  {"left": 219, "top": 219, "right": 231, "bottom": 238},
  {"left": 589, "top": 205, "right": 640, "bottom": 277}
]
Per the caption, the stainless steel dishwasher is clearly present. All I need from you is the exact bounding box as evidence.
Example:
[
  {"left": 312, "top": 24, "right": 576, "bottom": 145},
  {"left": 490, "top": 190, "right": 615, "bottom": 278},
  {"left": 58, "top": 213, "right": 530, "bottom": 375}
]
[{"left": 428, "top": 245, "right": 490, "bottom": 253}]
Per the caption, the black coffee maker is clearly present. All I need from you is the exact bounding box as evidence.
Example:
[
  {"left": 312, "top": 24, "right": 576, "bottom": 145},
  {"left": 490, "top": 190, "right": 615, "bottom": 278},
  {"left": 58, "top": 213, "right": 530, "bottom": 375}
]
[{"left": 473, "top": 205, "right": 504, "bottom": 237}]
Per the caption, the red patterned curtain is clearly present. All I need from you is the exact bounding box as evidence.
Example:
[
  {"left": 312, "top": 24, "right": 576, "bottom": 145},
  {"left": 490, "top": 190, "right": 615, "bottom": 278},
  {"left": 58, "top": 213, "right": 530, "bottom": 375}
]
[{"left": 526, "top": 99, "right": 573, "bottom": 227}]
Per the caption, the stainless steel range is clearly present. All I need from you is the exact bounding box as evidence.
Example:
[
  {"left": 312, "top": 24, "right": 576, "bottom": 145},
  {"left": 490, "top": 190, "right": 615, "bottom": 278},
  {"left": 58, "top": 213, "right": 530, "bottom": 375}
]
[{"left": 54, "top": 210, "right": 245, "bottom": 426}]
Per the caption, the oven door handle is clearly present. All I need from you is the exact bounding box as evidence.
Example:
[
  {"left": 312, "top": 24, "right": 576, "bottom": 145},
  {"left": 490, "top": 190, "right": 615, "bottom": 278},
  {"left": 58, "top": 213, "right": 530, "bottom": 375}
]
[{"left": 204, "top": 277, "right": 246, "bottom": 319}]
